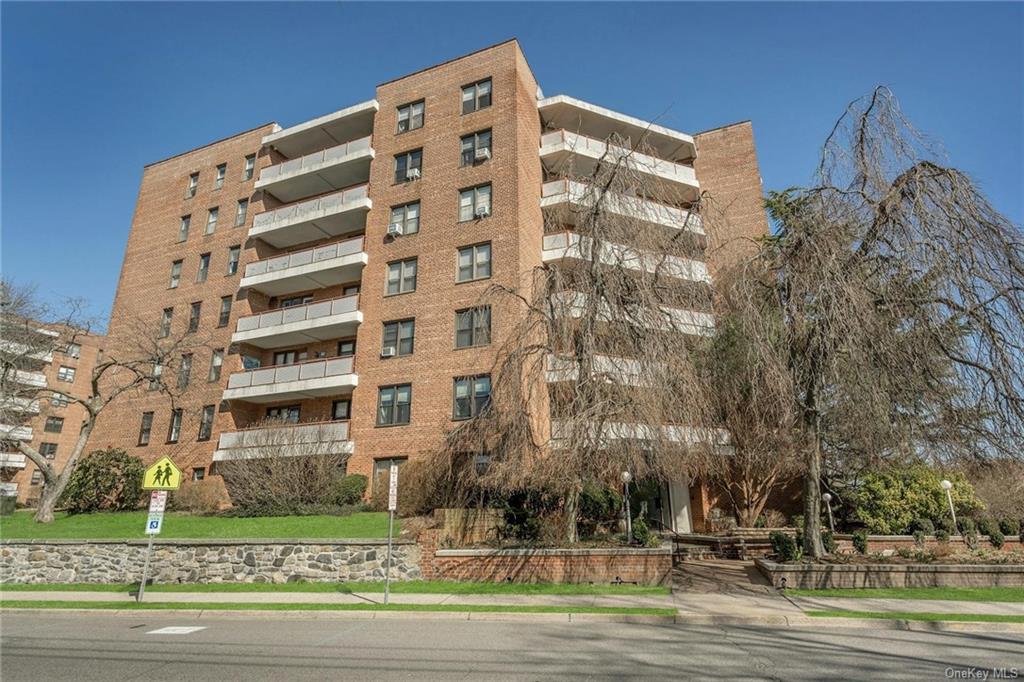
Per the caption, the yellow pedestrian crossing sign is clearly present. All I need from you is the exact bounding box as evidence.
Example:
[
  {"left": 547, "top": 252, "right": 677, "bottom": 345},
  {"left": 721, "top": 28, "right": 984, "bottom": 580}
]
[{"left": 143, "top": 457, "right": 182, "bottom": 490}]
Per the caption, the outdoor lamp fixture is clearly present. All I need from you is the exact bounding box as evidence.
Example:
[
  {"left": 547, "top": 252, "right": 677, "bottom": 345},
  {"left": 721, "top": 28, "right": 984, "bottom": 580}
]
[
  {"left": 822, "top": 492, "right": 835, "bottom": 533},
  {"left": 621, "top": 471, "right": 633, "bottom": 543},
  {"left": 940, "top": 479, "right": 958, "bottom": 534}
]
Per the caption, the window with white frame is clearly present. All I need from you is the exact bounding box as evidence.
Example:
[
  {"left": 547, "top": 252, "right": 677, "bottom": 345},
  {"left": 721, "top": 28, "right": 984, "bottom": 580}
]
[
  {"left": 453, "top": 375, "right": 491, "bottom": 419},
  {"left": 461, "top": 78, "right": 492, "bottom": 114},
  {"left": 227, "top": 246, "right": 241, "bottom": 275},
  {"left": 178, "top": 215, "right": 191, "bottom": 242},
  {"left": 167, "top": 409, "right": 182, "bottom": 443},
  {"left": 394, "top": 149, "right": 422, "bottom": 183},
  {"left": 186, "top": 172, "right": 199, "bottom": 198},
  {"left": 382, "top": 319, "right": 415, "bottom": 357},
  {"left": 218, "top": 296, "right": 232, "bottom": 327},
  {"left": 455, "top": 306, "right": 491, "bottom": 348},
  {"left": 169, "top": 260, "right": 183, "bottom": 288},
  {"left": 458, "top": 184, "right": 491, "bottom": 222},
  {"left": 386, "top": 258, "right": 417, "bottom": 295},
  {"left": 196, "top": 253, "right": 210, "bottom": 282},
  {"left": 57, "top": 366, "right": 76, "bottom": 383},
  {"left": 214, "top": 163, "right": 226, "bottom": 189},
  {"left": 208, "top": 349, "right": 224, "bottom": 382},
  {"left": 457, "top": 242, "right": 491, "bottom": 282},
  {"left": 235, "top": 198, "right": 248, "bottom": 227},
  {"left": 377, "top": 384, "right": 411, "bottom": 426},
  {"left": 205, "top": 207, "right": 218, "bottom": 234},
  {"left": 396, "top": 100, "right": 424, "bottom": 133},
  {"left": 460, "top": 129, "right": 492, "bottom": 166},
  {"left": 389, "top": 202, "right": 420, "bottom": 235},
  {"left": 242, "top": 154, "right": 256, "bottom": 181}
]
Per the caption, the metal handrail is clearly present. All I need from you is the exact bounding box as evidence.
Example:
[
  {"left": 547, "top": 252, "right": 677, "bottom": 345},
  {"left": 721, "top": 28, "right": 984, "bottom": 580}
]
[
  {"left": 235, "top": 294, "right": 360, "bottom": 333},
  {"left": 258, "top": 136, "right": 372, "bottom": 183}
]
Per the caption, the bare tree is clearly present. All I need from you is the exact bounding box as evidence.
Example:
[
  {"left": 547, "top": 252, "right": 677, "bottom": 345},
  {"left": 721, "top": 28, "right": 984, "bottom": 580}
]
[
  {"left": 432, "top": 130, "right": 724, "bottom": 541},
  {"left": 0, "top": 280, "right": 208, "bottom": 522},
  {"left": 719, "top": 87, "right": 1024, "bottom": 556}
]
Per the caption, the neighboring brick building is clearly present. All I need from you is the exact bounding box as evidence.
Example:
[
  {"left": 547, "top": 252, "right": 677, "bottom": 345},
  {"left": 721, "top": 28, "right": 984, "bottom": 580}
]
[{"left": 87, "top": 40, "right": 769, "bottom": 531}]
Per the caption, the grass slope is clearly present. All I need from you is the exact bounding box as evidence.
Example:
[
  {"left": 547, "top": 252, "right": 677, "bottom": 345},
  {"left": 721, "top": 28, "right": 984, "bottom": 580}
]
[
  {"left": 0, "top": 510, "right": 395, "bottom": 540},
  {"left": 786, "top": 587, "right": 1024, "bottom": 602},
  {"left": 0, "top": 600, "right": 673, "bottom": 616},
  {"left": 807, "top": 609, "right": 1024, "bottom": 624},
  {"left": 1, "top": 580, "right": 669, "bottom": 596}
]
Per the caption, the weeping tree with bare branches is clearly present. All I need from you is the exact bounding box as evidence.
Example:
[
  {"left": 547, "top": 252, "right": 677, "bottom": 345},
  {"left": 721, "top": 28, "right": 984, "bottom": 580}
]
[
  {"left": 428, "top": 131, "right": 726, "bottom": 542},
  {"left": 718, "top": 87, "right": 1024, "bottom": 556},
  {"left": 0, "top": 280, "right": 208, "bottom": 522}
]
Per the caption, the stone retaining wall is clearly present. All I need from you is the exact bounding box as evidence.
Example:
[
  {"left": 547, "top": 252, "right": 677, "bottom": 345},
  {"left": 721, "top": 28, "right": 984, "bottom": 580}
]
[
  {"left": 0, "top": 539, "right": 420, "bottom": 584},
  {"left": 755, "top": 558, "right": 1024, "bottom": 589}
]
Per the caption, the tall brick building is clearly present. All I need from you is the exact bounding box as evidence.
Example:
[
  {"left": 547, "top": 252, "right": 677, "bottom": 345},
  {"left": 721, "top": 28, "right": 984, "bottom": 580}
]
[{"left": 87, "top": 40, "right": 768, "bottom": 531}]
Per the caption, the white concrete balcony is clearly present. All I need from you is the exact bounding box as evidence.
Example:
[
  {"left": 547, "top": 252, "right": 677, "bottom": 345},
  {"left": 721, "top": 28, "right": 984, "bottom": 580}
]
[
  {"left": 0, "top": 397, "right": 41, "bottom": 416},
  {"left": 550, "top": 291, "right": 715, "bottom": 337},
  {"left": 550, "top": 420, "right": 731, "bottom": 451},
  {"left": 545, "top": 354, "right": 658, "bottom": 387},
  {"left": 232, "top": 295, "right": 362, "bottom": 350},
  {"left": 263, "top": 100, "right": 377, "bottom": 158},
  {"left": 538, "top": 95, "right": 697, "bottom": 164},
  {"left": 6, "top": 369, "right": 47, "bottom": 388},
  {"left": 540, "top": 130, "right": 699, "bottom": 202},
  {"left": 213, "top": 420, "right": 354, "bottom": 462},
  {"left": 0, "top": 339, "right": 54, "bottom": 364},
  {"left": 0, "top": 453, "right": 27, "bottom": 469},
  {"left": 223, "top": 357, "right": 357, "bottom": 404},
  {"left": 0, "top": 424, "right": 33, "bottom": 441},
  {"left": 541, "top": 179, "right": 702, "bottom": 235},
  {"left": 256, "top": 136, "right": 374, "bottom": 203},
  {"left": 542, "top": 231, "right": 709, "bottom": 283},
  {"left": 250, "top": 184, "right": 371, "bottom": 249},
  {"left": 240, "top": 236, "right": 367, "bottom": 297}
]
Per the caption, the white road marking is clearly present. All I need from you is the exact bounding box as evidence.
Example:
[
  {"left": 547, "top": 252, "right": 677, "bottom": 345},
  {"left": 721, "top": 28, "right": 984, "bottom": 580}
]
[{"left": 146, "top": 626, "right": 207, "bottom": 635}]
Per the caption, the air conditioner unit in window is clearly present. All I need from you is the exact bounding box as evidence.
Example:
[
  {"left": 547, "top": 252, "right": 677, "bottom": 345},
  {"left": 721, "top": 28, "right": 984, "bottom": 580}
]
[
  {"left": 405, "top": 167, "right": 421, "bottom": 180},
  {"left": 381, "top": 346, "right": 397, "bottom": 358},
  {"left": 475, "top": 205, "right": 491, "bottom": 218},
  {"left": 474, "top": 147, "right": 491, "bottom": 161},
  {"left": 387, "top": 223, "right": 404, "bottom": 237}
]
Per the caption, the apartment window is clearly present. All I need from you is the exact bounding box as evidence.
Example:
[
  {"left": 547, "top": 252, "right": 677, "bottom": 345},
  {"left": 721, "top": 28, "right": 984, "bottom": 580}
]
[
  {"left": 342, "top": 284, "right": 360, "bottom": 297},
  {"left": 457, "top": 243, "right": 492, "bottom": 282},
  {"left": 234, "top": 199, "right": 248, "bottom": 227},
  {"left": 218, "top": 296, "right": 232, "bottom": 327},
  {"left": 169, "top": 260, "right": 183, "bottom": 288},
  {"left": 208, "top": 349, "right": 224, "bottom": 382},
  {"left": 453, "top": 375, "right": 491, "bottom": 420},
  {"left": 186, "top": 172, "right": 199, "bottom": 198},
  {"left": 266, "top": 405, "right": 300, "bottom": 423},
  {"left": 188, "top": 302, "right": 202, "bottom": 332},
  {"left": 57, "top": 366, "right": 76, "bottom": 383},
  {"left": 138, "top": 412, "right": 154, "bottom": 446},
  {"left": 460, "top": 129, "right": 492, "bottom": 166},
  {"left": 40, "top": 442, "right": 58, "bottom": 459},
  {"left": 150, "top": 362, "right": 163, "bottom": 390},
  {"left": 455, "top": 306, "right": 491, "bottom": 348},
  {"left": 44, "top": 416, "right": 64, "bottom": 433},
  {"left": 178, "top": 354, "right": 193, "bottom": 388},
  {"left": 196, "top": 253, "right": 211, "bottom": 282},
  {"left": 373, "top": 457, "right": 407, "bottom": 486},
  {"left": 31, "top": 470, "right": 43, "bottom": 485},
  {"left": 243, "top": 154, "right": 256, "bottom": 181},
  {"left": 280, "top": 294, "right": 313, "bottom": 308},
  {"left": 389, "top": 202, "right": 420, "bottom": 236},
  {"left": 214, "top": 163, "right": 226, "bottom": 189},
  {"left": 167, "top": 409, "right": 182, "bottom": 443},
  {"left": 458, "top": 184, "right": 492, "bottom": 222},
  {"left": 64, "top": 343, "right": 81, "bottom": 359},
  {"left": 198, "top": 405, "right": 215, "bottom": 441},
  {"left": 382, "top": 319, "right": 415, "bottom": 357},
  {"left": 273, "top": 350, "right": 306, "bottom": 366},
  {"left": 178, "top": 215, "right": 191, "bottom": 242},
  {"left": 227, "top": 246, "right": 241, "bottom": 275},
  {"left": 394, "top": 149, "right": 422, "bottom": 183},
  {"left": 462, "top": 78, "right": 492, "bottom": 114},
  {"left": 377, "top": 384, "right": 412, "bottom": 426},
  {"left": 192, "top": 467, "right": 206, "bottom": 481},
  {"left": 160, "top": 308, "right": 173, "bottom": 338},
  {"left": 332, "top": 399, "right": 351, "bottom": 420},
  {"left": 205, "top": 207, "right": 219, "bottom": 234},
  {"left": 50, "top": 393, "right": 69, "bottom": 408},
  {"left": 396, "top": 100, "right": 424, "bottom": 133},
  {"left": 386, "top": 258, "right": 417, "bottom": 295},
  {"left": 337, "top": 339, "right": 356, "bottom": 357}
]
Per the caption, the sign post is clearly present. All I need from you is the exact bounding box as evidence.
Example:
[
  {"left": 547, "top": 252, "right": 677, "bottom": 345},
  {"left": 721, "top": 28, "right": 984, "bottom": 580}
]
[
  {"left": 137, "top": 457, "right": 182, "bottom": 602},
  {"left": 383, "top": 463, "right": 398, "bottom": 605}
]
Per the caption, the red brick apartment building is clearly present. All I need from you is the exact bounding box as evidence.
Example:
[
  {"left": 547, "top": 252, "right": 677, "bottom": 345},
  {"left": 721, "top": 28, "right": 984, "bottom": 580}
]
[{"left": 86, "top": 40, "right": 768, "bottom": 531}]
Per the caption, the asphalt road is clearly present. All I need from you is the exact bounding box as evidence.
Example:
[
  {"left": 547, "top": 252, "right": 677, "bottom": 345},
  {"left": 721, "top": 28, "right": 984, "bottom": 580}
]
[{"left": 2, "top": 612, "right": 1021, "bottom": 681}]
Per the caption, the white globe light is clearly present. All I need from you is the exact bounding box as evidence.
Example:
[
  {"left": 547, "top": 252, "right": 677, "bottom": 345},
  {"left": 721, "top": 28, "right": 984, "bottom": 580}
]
[
  {"left": 621, "top": 471, "right": 632, "bottom": 483},
  {"left": 940, "top": 479, "right": 953, "bottom": 490},
  {"left": 822, "top": 493, "right": 832, "bottom": 503}
]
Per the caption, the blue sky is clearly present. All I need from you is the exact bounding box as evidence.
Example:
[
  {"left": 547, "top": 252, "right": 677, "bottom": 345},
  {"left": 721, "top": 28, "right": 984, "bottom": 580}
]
[{"left": 3, "top": 2, "right": 1021, "bottom": 322}]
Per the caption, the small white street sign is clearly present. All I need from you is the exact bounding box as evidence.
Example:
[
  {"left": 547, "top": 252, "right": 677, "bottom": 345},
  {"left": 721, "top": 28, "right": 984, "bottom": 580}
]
[
  {"left": 145, "top": 512, "right": 163, "bottom": 535},
  {"left": 148, "top": 490, "right": 168, "bottom": 514},
  {"left": 388, "top": 464, "right": 399, "bottom": 512}
]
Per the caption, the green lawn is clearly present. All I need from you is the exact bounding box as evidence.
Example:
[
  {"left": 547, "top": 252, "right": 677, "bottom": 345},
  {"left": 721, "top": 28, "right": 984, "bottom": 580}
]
[
  {"left": 0, "top": 599, "right": 673, "bottom": 616},
  {"left": 807, "top": 610, "right": 1024, "bottom": 624},
  {"left": 787, "top": 587, "right": 1024, "bottom": 603},
  {"left": 1, "top": 580, "right": 669, "bottom": 596},
  {"left": 0, "top": 510, "right": 395, "bottom": 540}
]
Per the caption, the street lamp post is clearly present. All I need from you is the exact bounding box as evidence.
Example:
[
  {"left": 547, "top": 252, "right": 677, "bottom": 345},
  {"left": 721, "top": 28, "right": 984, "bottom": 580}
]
[
  {"left": 822, "top": 492, "right": 835, "bottom": 533},
  {"left": 622, "top": 471, "right": 633, "bottom": 544},
  {"left": 941, "top": 479, "right": 958, "bottom": 534}
]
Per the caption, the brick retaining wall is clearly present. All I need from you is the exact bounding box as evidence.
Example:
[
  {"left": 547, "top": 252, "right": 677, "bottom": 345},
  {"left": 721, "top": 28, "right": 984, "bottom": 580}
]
[{"left": 755, "top": 558, "right": 1024, "bottom": 589}]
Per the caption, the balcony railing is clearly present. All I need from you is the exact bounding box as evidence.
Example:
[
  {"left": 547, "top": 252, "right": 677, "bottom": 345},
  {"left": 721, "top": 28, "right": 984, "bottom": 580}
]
[
  {"left": 540, "top": 130, "right": 698, "bottom": 188},
  {"left": 542, "top": 231, "right": 709, "bottom": 283},
  {"left": 226, "top": 356, "right": 355, "bottom": 391},
  {"left": 0, "top": 424, "right": 33, "bottom": 441},
  {"left": 252, "top": 184, "right": 369, "bottom": 232},
  {"left": 550, "top": 420, "right": 731, "bottom": 451},
  {"left": 0, "top": 453, "right": 27, "bottom": 469},
  {"left": 549, "top": 291, "right": 715, "bottom": 336},
  {"left": 243, "top": 236, "right": 365, "bottom": 279},
  {"left": 258, "top": 136, "right": 372, "bottom": 185},
  {"left": 541, "top": 179, "right": 703, "bottom": 235},
  {"left": 213, "top": 420, "right": 353, "bottom": 462},
  {"left": 236, "top": 294, "right": 360, "bottom": 334}
]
